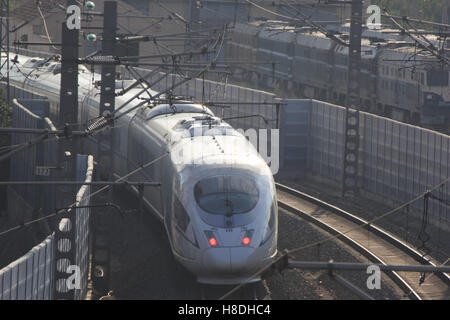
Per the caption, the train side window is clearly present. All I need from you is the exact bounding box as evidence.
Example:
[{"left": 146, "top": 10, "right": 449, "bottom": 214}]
[
  {"left": 427, "top": 71, "right": 449, "bottom": 86},
  {"left": 174, "top": 196, "right": 190, "bottom": 233}
]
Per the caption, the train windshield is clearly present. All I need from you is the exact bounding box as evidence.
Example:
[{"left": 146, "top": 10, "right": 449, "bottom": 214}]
[{"left": 194, "top": 176, "right": 259, "bottom": 215}]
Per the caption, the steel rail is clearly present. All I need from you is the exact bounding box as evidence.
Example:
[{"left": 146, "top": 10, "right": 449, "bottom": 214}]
[
  {"left": 276, "top": 182, "right": 450, "bottom": 300},
  {"left": 277, "top": 194, "right": 421, "bottom": 300}
]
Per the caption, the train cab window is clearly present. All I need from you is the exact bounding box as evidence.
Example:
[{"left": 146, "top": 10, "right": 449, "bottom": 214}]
[{"left": 194, "top": 175, "right": 259, "bottom": 215}]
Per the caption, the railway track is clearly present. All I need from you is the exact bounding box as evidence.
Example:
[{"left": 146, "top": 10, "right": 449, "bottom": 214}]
[{"left": 276, "top": 183, "right": 450, "bottom": 300}]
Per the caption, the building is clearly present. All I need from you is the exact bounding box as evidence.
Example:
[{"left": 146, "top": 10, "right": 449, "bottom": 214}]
[{"left": 9, "top": 0, "right": 187, "bottom": 61}]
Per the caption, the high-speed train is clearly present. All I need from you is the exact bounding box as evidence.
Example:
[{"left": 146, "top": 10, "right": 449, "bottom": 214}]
[
  {"left": 226, "top": 20, "right": 450, "bottom": 133},
  {"left": 2, "top": 53, "right": 278, "bottom": 284}
]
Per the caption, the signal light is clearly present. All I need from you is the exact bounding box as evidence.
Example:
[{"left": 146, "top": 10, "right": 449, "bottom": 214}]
[
  {"left": 85, "top": 1, "right": 95, "bottom": 10},
  {"left": 209, "top": 237, "right": 217, "bottom": 247},
  {"left": 242, "top": 237, "right": 251, "bottom": 246},
  {"left": 86, "top": 34, "right": 97, "bottom": 42}
]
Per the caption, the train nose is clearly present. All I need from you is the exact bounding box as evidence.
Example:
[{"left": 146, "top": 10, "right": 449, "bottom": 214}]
[
  {"left": 202, "top": 247, "right": 256, "bottom": 274},
  {"left": 202, "top": 248, "right": 231, "bottom": 273},
  {"left": 230, "top": 247, "right": 255, "bottom": 273}
]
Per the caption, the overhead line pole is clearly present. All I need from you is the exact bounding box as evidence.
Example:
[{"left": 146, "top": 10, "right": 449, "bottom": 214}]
[
  {"left": 90, "top": 1, "right": 117, "bottom": 297},
  {"left": 54, "top": 0, "right": 80, "bottom": 300},
  {"left": 342, "top": 0, "right": 362, "bottom": 198}
]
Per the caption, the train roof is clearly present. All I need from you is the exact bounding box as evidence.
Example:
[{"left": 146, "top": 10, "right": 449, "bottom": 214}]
[
  {"left": 145, "top": 103, "right": 214, "bottom": 121},
  {"left": 140, "top": 107, "right": 269, "bottom": 173},
  {"left": 259, "top": 28, "right": 296, "bottom": 42},
  {"left": 296, "top": 31, "right": 333, "bottom": 49}
]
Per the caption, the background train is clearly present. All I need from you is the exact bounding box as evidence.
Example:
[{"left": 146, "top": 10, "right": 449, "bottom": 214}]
[
  {"left": 225, "top": 21, "right": 450, "bottom": 133},
  {"left": 2, "top": 53, "right": 278, "bottom": 285}
]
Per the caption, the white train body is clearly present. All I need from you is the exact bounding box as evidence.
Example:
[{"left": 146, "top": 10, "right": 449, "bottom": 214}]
[{"left": 2, "top": 54, "right": 278, "bottom": 284}]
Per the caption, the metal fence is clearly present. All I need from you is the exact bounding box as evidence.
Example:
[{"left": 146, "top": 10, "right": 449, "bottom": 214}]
[
  {"left": 73, "top": 155, "right": 93, "bottom": 300},
  {"left": 0, "top": 154, "right": 92, "bottom": 300},
  {"left": 0, "top": 235, "right": 54, "bottom": 299},
  {"left": 360, "top": 112, "right": 450, "bottom": 226}
]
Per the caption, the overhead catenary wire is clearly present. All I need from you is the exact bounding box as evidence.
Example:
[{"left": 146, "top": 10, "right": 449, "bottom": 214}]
[
  {"left": 0, "top": 151, "right": 170, "bottom": 238},
  {"left": 244, "top": 0, "right": 348, "bottom": 47},
  {"left": 37, "top": 3, "right": 60, "bottom": 52},
  {"left": 384, "top": 10, "right": 450, "bottom": 66},
  {"left": 104, "top": 25, "right": 227, "bottom": 123}
]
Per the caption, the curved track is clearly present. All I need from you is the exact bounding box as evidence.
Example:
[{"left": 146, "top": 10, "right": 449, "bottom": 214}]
[{"left": 276, "top": 183, "right": 450, "bottom": 300}]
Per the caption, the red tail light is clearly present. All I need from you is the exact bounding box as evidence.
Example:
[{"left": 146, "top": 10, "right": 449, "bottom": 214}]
[
  {"left": 242, "top": 236, "right": 251, "bottom": 246},
  {"left": 209, "top": 237, "right": 218, "bottom": 247}
]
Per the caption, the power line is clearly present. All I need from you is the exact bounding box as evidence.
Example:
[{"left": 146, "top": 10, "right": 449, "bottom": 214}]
[
  {"left": 244, "top": 0, "right": 349, "bottom": 46},
  {"left": 380, "top": 13, "right": 450, "bottom": 29},
  {"left": 0, "top": 151, "right": 170, "bottom": 238},
  {"left": 37, "top": 4, "right": 60, "bottom": 51},
  {"left": 384, "top": 10, "right": 449, "bottom": 66}
]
